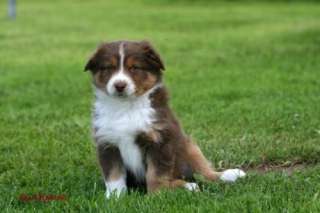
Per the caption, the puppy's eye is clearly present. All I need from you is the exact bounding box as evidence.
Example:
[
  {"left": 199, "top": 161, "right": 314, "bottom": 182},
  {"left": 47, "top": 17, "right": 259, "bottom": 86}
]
[
  {"left": 101, "top": 65, "right": 115, "bottom": 70},
  {"left": 130, "top": 65, "right": 141, "bottom": 72}
]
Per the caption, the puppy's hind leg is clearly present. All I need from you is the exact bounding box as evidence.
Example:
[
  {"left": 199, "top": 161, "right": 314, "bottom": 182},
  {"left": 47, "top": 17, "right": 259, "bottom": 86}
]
[
  {"left": 185, "top": 141, "right": 245, "bottom": 183},
  {"left": 146, "top": 148, "right": 199, "bottom": 193},
  {"left": 146, "top": 155, "right": 199, "bottom": 193}
]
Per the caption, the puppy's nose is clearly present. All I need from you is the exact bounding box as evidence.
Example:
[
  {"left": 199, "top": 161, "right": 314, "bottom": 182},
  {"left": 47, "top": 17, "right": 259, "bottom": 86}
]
[{"left": 114, "top": 81, "right": 127, "bottom": 93}]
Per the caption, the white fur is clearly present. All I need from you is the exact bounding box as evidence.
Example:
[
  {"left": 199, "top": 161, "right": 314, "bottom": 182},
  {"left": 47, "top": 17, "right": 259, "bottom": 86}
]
[
  {"left": 220, "top": 169, "right": 246, "bottom": 182},
  {"left": 105, "top": 176, "right": 127, "bottom": 199},
  {"left": 106, "top": 42, "right": 135, "bottom": 97},
  {"left": 94, "top": 84, "right": 162, "bottom": 181},
  {"left": 184, "top": 182, "right": 199, "bottom": 191}
]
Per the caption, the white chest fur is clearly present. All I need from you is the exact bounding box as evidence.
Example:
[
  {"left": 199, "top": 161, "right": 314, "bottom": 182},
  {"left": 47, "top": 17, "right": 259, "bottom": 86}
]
[{"left": 93, "top": 89, "right": 157, "bottom": 181}]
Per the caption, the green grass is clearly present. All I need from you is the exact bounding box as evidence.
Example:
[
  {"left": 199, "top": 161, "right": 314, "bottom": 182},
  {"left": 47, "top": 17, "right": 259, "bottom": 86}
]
[{"left": 1, "top": 0, "right": 320, "bottom": 212}]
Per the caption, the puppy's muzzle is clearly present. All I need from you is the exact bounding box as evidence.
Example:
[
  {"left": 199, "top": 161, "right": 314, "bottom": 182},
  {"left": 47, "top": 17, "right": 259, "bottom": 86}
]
[{"left": 114, "top": 81, "right": 127, "bottom": 93}]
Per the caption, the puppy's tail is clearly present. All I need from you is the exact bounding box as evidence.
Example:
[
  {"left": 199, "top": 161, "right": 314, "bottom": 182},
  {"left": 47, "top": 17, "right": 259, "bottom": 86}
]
[
  {"left": 185, "top": 140, "right": 246, "bottom": 182},
  {"left": 185, "top": 141, "right": 222, "bottom": 181}
]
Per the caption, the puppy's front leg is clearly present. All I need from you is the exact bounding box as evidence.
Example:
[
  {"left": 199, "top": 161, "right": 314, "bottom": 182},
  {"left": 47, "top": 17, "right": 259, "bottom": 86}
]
[{"left": 97, "top": 144, "right": 127, "bottom": 199}]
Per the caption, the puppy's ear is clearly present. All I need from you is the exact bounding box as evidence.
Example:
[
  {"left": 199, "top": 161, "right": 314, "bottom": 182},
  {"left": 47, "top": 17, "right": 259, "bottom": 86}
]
[
  {"left": 141, "top": 40, "right": 165, "bottom": 71},
  {"left": 84, "top": 52, "right": 98, "bottom": 72},
  {"left": 84, "top": 42, "right": 105, "bottom": 72}
]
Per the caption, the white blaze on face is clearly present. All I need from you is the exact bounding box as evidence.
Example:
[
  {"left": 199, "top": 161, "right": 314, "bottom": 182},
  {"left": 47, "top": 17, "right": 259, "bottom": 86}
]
[{"left": 106, "top": 42, "right": 135, "bottom": 97}]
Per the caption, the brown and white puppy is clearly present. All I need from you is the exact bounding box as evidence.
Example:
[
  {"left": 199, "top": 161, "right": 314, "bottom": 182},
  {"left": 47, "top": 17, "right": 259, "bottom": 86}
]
[{"left": 85, "top": 40, "right": 245, "bottom": 198}]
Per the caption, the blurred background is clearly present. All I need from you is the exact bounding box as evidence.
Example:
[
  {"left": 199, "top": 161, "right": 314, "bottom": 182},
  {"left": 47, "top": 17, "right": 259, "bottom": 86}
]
[{"left": 1, "top": 0, "right": 320, "bottom": 211}]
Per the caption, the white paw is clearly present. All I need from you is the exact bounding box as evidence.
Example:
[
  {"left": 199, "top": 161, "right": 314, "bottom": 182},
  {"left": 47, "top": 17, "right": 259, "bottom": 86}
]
[
  {"left": 105, "top": 178, "right": 127, "bottom": 199},
  {"left": 184, "top": 182, "right": 200, "bottom": 192},
  {"left": 220, "top": 169, "right": 246, "bottom": 182}
]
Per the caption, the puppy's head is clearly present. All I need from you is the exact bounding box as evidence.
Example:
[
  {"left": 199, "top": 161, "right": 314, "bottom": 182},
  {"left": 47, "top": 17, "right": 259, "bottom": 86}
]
[{"left": 85, "top": 40, "right": 165, "bottom": 98}]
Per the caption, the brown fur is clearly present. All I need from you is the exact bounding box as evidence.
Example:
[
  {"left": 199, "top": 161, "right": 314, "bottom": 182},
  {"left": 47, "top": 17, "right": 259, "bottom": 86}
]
[
  {"left": 97, "top": 144, "right": 126, "bottom": 181},
  {"left": 86, "top": 40, "right": 223, "bottom": 194},
  {"left": 137, "top": 87, "right": 222, "bottom": 192}
]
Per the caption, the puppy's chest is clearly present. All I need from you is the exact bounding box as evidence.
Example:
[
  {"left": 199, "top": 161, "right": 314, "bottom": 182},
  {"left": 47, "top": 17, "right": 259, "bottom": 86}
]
[{"left": 94, "top": 99, "right": 155, "bottom": 180}]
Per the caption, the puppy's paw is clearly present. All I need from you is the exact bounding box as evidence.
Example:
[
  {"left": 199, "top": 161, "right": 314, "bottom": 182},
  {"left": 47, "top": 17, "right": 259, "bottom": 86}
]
[
  {"left": 147, "top": 130, "right": 162, "bottom": 144},
  {"left": 220, "top": 169, "right": 246, "bottom": 182},
  {"left": 184, "top": 182, "right": 200, "bottom": 192},
  {"left": 138, "top": 130, "right": 162, "bottom": 144},
  {"left": 105, "top": 188, "right": 126, "bottom": 199},
  {"left": 105, "top": 179, "right": 127, "bottom": 199}
]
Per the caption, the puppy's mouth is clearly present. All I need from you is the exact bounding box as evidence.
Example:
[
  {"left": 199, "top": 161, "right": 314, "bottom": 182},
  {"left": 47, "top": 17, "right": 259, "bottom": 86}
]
[
  {"left": 104, "top": 90, "right": 128, "bottom": 98},
  {"left": 115, "top": 92, "right": 127, "bottom": 98},
  {"left": 112, "top": 90, "right": 134, "bottom": 98}
]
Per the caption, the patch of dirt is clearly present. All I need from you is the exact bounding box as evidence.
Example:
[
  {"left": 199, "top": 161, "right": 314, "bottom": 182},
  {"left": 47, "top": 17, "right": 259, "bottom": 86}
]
[
  {"left": 243, "top": 161, "right": 315, "bottom": 176},
  {"left": 246, "top": 161, "right": 308, "bottom": 176}
]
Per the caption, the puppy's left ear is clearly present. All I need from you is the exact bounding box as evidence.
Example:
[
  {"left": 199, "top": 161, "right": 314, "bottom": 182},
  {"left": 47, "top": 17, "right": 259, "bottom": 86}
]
[{"left": 141, "top": 41, "right": 165, "bottom": 71}]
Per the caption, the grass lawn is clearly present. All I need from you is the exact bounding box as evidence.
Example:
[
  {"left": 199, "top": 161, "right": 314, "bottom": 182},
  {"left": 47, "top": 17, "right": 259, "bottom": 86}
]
[{"left": 1, "top": 0, "right": 320, "bottom": 212}]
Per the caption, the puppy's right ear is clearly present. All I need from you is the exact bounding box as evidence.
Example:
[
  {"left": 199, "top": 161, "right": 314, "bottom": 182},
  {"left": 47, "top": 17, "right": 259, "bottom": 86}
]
[
  {"left": 84, "top": 43, "right": 105, "bottom": 72},
  {"left": 84, "top": 53, "right": 97, "bottom": 72}
]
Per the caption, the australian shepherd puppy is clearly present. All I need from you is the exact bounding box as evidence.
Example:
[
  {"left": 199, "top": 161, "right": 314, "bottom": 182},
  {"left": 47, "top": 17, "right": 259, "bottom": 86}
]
[{"left": 85, "top": 40, "right": 245, "bottom": 198}]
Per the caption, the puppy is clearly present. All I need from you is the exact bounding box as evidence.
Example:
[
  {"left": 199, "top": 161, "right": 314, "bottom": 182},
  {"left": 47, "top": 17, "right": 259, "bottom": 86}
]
[{"left": 85, "top": 40, "right": 245, "bottom": 198}]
